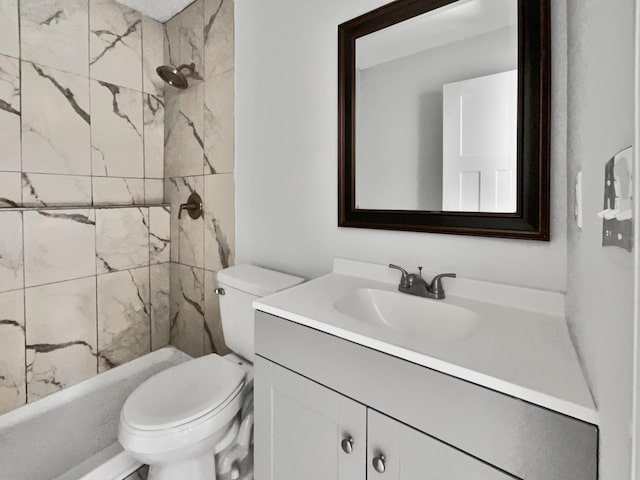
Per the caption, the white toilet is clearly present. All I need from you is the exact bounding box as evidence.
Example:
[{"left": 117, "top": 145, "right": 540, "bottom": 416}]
[{"left": 118, "top": 265, "right": 303, "bottom": 480}]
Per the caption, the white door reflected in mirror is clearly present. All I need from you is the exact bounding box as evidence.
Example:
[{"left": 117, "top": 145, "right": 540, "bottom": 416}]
[
  {"left": 354, "top": 0, "right": 518, "bottom": 213},
  {"left": 442, "top": 70, "right": 517, "bottom": 213}
]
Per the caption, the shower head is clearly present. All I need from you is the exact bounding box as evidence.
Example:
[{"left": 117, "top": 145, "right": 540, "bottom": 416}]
[{"left": 156, "top": 63, "right": 195, "bottom": 89}]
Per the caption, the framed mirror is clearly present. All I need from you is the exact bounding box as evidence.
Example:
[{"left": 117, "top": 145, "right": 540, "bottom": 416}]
[{"left": 338, "top": 0, "right": 550, "bottom": 240}]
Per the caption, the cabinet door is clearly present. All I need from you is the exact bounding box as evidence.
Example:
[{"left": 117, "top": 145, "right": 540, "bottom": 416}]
[
  {"left": 254, "top": 357, "right": 367, "bottom": 480},
  {"left": 368, "top": 410, "right": 515, "bottom": 480}
]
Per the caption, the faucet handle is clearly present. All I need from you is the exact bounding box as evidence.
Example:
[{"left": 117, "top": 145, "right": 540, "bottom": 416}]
[
  {"left": 388, "top": 264, "right": 410, "bottom": 288},
  {"left": 430, "top": 273, "right": 457, "bottom": 298}
]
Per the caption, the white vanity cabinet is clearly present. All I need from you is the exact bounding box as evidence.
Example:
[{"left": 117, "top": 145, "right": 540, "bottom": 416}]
[
  {"left": 254, "top": 356, "right": 366, "bottom": 480},
  {"left": 254, "top": 310, "right": 599, "bottom": 480},
  {"left": 256, "top": 356, "right": 514, "bottom": 480}
]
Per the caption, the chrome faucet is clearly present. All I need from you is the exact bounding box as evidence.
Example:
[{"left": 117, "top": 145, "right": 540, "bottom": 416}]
[{"left": 389, "top": 264, "right": 456, "bottom": 300}]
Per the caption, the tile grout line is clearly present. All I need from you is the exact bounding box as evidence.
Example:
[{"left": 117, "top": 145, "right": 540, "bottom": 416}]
[{"left": 17, "top": 0, "right": 27, "bottom": 406}]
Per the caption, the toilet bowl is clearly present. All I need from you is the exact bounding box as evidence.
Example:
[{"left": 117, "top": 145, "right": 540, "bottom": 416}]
[
  {"left": 118, "top": 265, "right": 304, "bottom": 479},
  {"left": 119, "top": 354, "right": 248, "bottom": 480}
]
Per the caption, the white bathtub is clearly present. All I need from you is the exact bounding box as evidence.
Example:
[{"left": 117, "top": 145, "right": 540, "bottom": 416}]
[{"left": 0, "top": 347, "right": 191, "bottom": 480}]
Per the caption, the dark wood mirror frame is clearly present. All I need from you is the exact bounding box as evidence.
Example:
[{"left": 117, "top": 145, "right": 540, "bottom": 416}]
[{"left": 338, "top": 0, "right": 551, "bottom": 240}]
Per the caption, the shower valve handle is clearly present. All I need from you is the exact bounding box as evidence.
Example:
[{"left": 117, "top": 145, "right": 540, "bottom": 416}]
[{"left": 178, "top": 192, "right": 203, "bottom": 220}]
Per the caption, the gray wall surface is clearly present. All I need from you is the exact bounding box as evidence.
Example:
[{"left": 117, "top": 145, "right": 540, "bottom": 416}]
[
  {"left": 566, "top": 0, "right": 636, "bottom": 478},
  {"left": 357, "top": 27, "right": 517, "bottom": 211},
  {"left": 235, "top": 0, "right": 568, "bottom": 292}
]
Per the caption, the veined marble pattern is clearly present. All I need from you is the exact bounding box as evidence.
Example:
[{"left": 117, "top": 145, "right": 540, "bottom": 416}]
[
  {"left": 165, "top": 84, "right": 205, "bottom": 177},
  {"left": 97, "top": 267, "right": 151, "bottom": 372},
  {"left": 170, "top": 263, "right": 204, "bottom": 358},
  {"left": 25, "top": 277, "right": 97, "bottom": 402},
  {"left": 0, "top": 212, "right": 23, "bottom": 293},
  {"left": 89, "top": 0, "right": 142, "bottom": 91},
  {"left": 204, "top": 68, "right": 234, "bottom": 174},
  {"left": 204, "top": 270, "right": 229, "bottom": 355},
  {"left": 144, "top": 94, "right": 165, "bottom": 179},
  {"left": 0, "top": 290, "right": 26, "bottom": 415},
  {"left": 149, "top": 206, "right": 170, "bottom": 264},
  {"left": 91, "top": 80, "right": 144, "bottom": 178},
  {"left": 0, "top": 0, "right": 19, "bottom": 58},
  {"left": 0, "top": 206, "right": 171, "bottom": 413},
  {"left": 92, "top": 177, "right": 145, "bottom": 206},
  {"left": 20, "top": 0, "right": 89, "bottom": 76},
  {"left": 165, "top": 0, "right": 204, "bottom": 79},
  {"left": 0, "top": 54, "right": 21, "bottom": 172},
  {"left": 21, "top": 62, "right": 91, "bottom": 176},
  {"left": 96, "top": 208, "right": 149, "bottom": 274},
  {"left": 0, "top": 172, "right": 21, "bottom": 207},
  {"left": 204, "top": 0, "right": 234, "bottom": 80},
  {"left": 23, "top": 210, "right": 96, "bottom": 287},
  {"left": 22, "top": 173, "right": 92, "bottom": 207},
  {"left": 166, "top": 176, "right": 204, "bottom": 267},
  {"left": 145, "top": 179, "right": 164, "bottom": 204},
  {"left": 151, "top": 263, "right": 170, "bottom": 350},
  {"left": 204, "top": 173, "right": 235, "bottom": 271},
  {"left": 142, "top": 17, "right": 164, "bottom": 97}
]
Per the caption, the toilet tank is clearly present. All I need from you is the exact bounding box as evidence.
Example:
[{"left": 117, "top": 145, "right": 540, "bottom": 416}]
[{"left": 216, "top": 265, "right": 303, "bottom": 362}]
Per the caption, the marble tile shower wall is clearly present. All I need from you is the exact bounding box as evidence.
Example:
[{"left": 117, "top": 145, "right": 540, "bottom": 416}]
[
  {"left": 164, "top": 0, "right": 235, "bottom": 358},
  {"left": 0, "top": 0, "right": 165, "bottom": 207},
  {"left": 0, "top": 205, "right": 171, "bottom": 415}
]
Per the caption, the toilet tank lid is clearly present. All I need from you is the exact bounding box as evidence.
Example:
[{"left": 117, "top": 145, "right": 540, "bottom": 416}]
[{"left": 217, "top": 265, "right": 304, "bottom": 297}]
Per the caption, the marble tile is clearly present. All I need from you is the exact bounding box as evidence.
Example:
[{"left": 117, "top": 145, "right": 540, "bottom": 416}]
[
  {"left": 204, "top": 270, "right": 230, "bottom": 355},
  {"left": 145, "top": 179, "right": 164, "bottom": 204},
  {"left": 165, "top": 0, "right": 204, "bottom": 79},
  {"left": 25, "top": 277, "right": 97, "bottom": 402},
  {"left": 149, "top": 206, "right": 170, "bottom": 264},
  {"left": 22, "top": 173, "right": 92, "bottom": 207},
  {"left": 142, "top": 16, "right": 164, "bottom": 97},
  {"left": 166, "top": 176, "right": 204, "bottom": 267},
  {"left": 204, "top": 68, "right": 234, "bottom": 174},
  {"left": 144, "top": 94, "right": 164, "bottom": 179},
  {"left": 164, "top": 179, "right": 179, "bottom": 263},
  {"left": 0, "top": 211, "right": 23, "bottom": 292},
  {"left": 204, "top": 0, "right": 234, "bottom": 80},
  {"left": 89, "top": 0, "right": 142, "bottom": 91},
  {"left": 96, "top": 207, "right": 149, "bottom": 274},
  {"left": 97, "top": 267, "right": 151, "bottom": 372},
  {"left": 21, "top": 62, "right": 91, "bottom": 175},
  {"left": 0, "top": 290, "right": 26, "bottom": 415},
  {"left": 20, "top": 0, "right": 89, "bottom": 76},
  {"left": 0, "top": 172, "right": 21, "bottom": 207},
  {"left": 91, "top": 80, "right": 144, "bottom": 178},
  {"left": 0, "top": 0, "right": 19, "bottom": 58},
  {"left": 204, "top": 173, "right": 235, "bottom": 271},
  {"left": 93, "top": 177, "right": 145, "bottom": 206},
  {"left": 164, "top": 83, "right": 205, "bottom": 178},
  {"left": 151, "top": 263, "right": 170, "bottom": 351},
  {"left": 23, "top": 210, "right": 96, "bottom": 287},
  {"left": 0, "top": 54, "right": 21, "bottom": 172},
  {"left": 170, "top": 263, "right": 204, "bottom": 357}
]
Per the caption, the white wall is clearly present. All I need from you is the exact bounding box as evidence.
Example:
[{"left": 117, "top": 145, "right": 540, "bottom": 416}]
[
  {"left": 235, "top": 0, "right": 567, "bottom": 292},
  {"left": 565, "top": 0, "right": 636, "bottom": 478}
]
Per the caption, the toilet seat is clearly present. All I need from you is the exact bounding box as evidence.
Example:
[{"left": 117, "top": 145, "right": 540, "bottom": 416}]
[
  {"left": 122, "top": 354, "right": 246, "bottom": 432},
  {"left": 119, "top": 355, "right": 248, "bottom": 459}
]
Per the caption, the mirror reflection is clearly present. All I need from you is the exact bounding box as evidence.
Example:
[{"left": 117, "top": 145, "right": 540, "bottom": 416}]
[{"left": 355, "top": 0, "right": 518, "bottom": 213}]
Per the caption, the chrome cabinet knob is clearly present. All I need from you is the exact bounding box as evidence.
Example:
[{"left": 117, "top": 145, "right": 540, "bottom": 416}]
[
  {"left": 214, "top": 288, "right": 225, "bottom": 295},
  {"left": 341, "top": 437, "right": 354, "bottom": 454},
  {"left": 372, "top": 454, "right": 386, "bottom": 473}
]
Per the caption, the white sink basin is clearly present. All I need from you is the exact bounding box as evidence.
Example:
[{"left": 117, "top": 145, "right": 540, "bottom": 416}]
[{"left": 333, "top": 288, "right": 480, "bottom": 341}]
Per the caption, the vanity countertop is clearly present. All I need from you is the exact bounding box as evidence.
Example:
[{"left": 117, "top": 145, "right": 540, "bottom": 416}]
[{"left": 253, "top": 259, "right": 598, "bottom": 425}]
